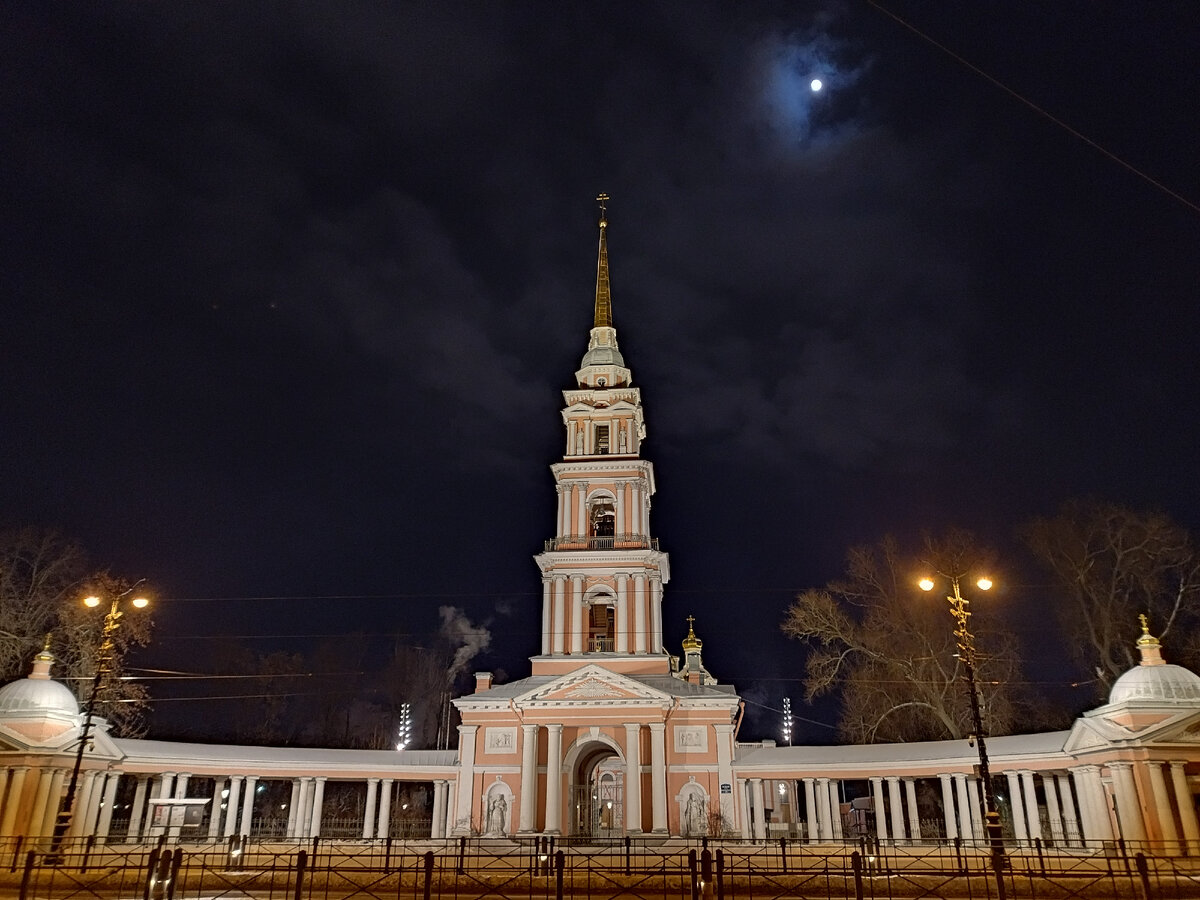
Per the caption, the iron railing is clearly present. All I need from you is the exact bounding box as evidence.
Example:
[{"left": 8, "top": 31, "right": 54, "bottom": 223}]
[
  {"left": 543, "top": 535, "right": 660, "bottom": 551},
  {"left": 4, "top": 835, "right": 1200, "bottom": 900}
]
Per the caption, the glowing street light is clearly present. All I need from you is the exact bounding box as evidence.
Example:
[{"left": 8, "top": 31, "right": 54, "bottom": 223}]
[
  {"left": 920, "top": 573, "right": 1007, "bottom": 895},
  {"left": 49, "top": 580, "right": 150, "bottom": 858},
  {"left": 395, "top": 702, "right": 412, "bottom": 751}
]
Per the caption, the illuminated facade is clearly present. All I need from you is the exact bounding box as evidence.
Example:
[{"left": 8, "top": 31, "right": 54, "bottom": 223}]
[{"left": 3, "top": 204, "right": 1200, "bottom": 850}]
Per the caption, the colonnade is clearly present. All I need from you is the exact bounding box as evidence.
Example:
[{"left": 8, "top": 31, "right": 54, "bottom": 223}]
[
  {"left": 541, "top": 571, "right": 664, "bottom": 655},
  {"left": 555, "top": 478, "right": 649, "bottom": 544},
  {"left": 734, "top": 762, "right": 1200, "bottom": 852},
  {"left": 0, "top": 766, "right": 123, "bottom": 841},
  {"left": 0, "top": 765, "right": 456, "bottom": 842}
]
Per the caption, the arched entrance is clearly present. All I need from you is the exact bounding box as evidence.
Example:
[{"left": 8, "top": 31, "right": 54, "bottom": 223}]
[{"left": 568, "top": 741, "right": 625, "bottom": 838}]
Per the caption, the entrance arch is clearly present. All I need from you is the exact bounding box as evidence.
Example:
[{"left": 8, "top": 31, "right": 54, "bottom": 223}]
[{"left": 565, "top": 736, "right": 625, "bottom": 838}]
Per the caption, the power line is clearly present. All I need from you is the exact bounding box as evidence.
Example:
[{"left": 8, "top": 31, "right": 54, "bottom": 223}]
[{"left": 868, "top": 0, "right": 1200, "bottom": 215}]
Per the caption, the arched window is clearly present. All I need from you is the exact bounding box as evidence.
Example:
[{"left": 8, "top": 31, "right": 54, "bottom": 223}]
[
  {"left": 588, "top": 602, "right": 615, "bottom": 652},
  {"left": 589, "top": 498, "right": 615, "bottom": 546}
]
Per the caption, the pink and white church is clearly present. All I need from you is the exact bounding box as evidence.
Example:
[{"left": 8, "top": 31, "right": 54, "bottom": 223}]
[{"left": 3, "top": 205, "right": 1200, "bottom": 850}]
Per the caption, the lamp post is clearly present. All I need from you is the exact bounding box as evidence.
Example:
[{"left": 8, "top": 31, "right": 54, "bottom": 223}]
[
  {"left": 919, "top": 574, "right": 1007, "bottom": 894},
  {"left": 48, "top": 581, "right": 149, "bottom": 859}
]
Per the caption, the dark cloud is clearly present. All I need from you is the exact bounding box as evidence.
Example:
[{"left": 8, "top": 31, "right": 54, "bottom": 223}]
[{"left": 2, "top": 1, "right": 1198, "bottom": 738}]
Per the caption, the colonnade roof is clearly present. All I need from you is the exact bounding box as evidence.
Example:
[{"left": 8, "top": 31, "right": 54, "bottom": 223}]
[
  {"left": 114, "top": 738, "right": 457, "bottom": 773},
  {"left": 734, "top": 730, "right": 1071, "bottom": 769}
]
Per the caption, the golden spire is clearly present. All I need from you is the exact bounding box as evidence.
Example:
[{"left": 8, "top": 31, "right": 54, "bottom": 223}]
[
  {"left": 1137, "top": 613, "right": 1166, "bottom": 666},
  {"left": 682, "top": 615, "right": 703, "bottom": 653},
  {"left": 594, "top": 193, "right": 612, "bottom": 328}
]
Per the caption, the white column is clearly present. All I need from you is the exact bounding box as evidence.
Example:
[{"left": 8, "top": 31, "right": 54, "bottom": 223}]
[
  {"left": 827, "top": 779, "right": 843, "bottom": 839},
  {"left": 1043, "top": 774, "right": 1064, "bottom": 846},
  {"left": 70, "top": 771, "right": 98, "bottom": 837},
  {"left": 953, "top": 775, "right": 974, "bottom": 841},
  {"left": 616, "top": 574, "right": 629, "bottom": 653},
  {"left": 570, "top": 575, "right": 584, "bottom": 654},
  {"left": 445, "top": 782, "right": 457, "bottom": 837},
  {"left": 224, "top": 776, "right": 242, "bottom": 837},
  {"left": 541, "top": 578, "right": 552, "bottom": 655},
  {"left": 86, "top": 771, "right": 108, "bottom": 837},
  {"left": 649, "top": 723, "right": 667, "bottom": 832},
  {"left": 1171, "top": 762, "right": 1200, "bottom": 855},
  {"left": 95, "top": 773, "right": 120, "bottom": 842},
  {"left": 1071, "top": 766, "right": 1112, "bottom": 846},
  {"left": 1057, "top": 773, "right": 1080, "bottom": 846},
  {"left": 575, "top": 483, "right": 587, "bottom": 536},
  {"left": 1109, "top": 762, "right": 1146, "bottom": 843},
  {"left": 615, "top": 480, "right": 626, "bottom": 535},
  {"left": 938, "top": 774, "right": 957, "bottom": 841},
  {"left": 240, "top": 775, "right": 257, "bottom": 838},
  {"left": 624, "top": 723, "right": 642, "bottom": 833},
  {"left": 28, "top": 770, "right": 54, "bottom": 839},
  {"left": 803, "top": 778, "right": 818, "bottom": 842},
  {"left": 126, "top": 775, "right": 149, "bottom": 841},
  {"left": 519, "top": 725, "right": 538, "bottom": 833},
  {"left": 739, "top": 781, "right": 752, "bottom": 839},
  {"left": 208, "top": 778, "right": 226, "bottom": 840},
  {"left": 165, "top": 773, "right": 190, "bottom": 840},
  {"left": 904, "top": 778, "right": 921, "bottom": 841},
  {"left": 650, "top": 577, "right": 663, "bottom": 653},
  {"left": 377, "top": 779, "right": 393, "bottom": 839},
  {"left": 1145, "top": 762, "right": 1178, "bottom": 852},
  {"left": 430, "top": 781, "right": 446, "bottom": 839},
  {"left": 41, "top": 769, "right": 66, "bottom": 836},
  {"left": 886, "top": 776, "right": 905, "bottom": 842},
  {"left": 289, "top": 782, "right": 307, "bottom": 840},
  {"left": 870, "top": 777, "right": 888, "bottom": 840},
  {"left": 552, "top": 577, "right": 565, "bottom": 654},
  {"left": 967, "top": 777, "right": 984, "bottom": 839},
  {"left": 0, "top": 769, "right": 8, "bottom": 823},
  {"left": 454, "top": 725, "right": 478, "bottom": 833},
  {"left": 1019, "top": 770, "right": 1042, "bottom": 843},
  {"left": 714, "top": 723, "right": 736, "bottom": 830},
  {"left": 814, "top": 778, "right": 830, "bottom": 840},
  {"left": 309, "top": 777, "right": 326, "bottom": 838},
  {"left": 634, "top": 575, "right": 647, "bottom": 653},
  {"left": 556, "top": 484, "right": 566, "bottom": 537},
  {"left": 1005, "top": 772, "right": 1027, "bottom": 843},
  {"left": 0, "top": 767, "right": 29, "bottom": 837},
  {"left": 33, "top": 769, "right": 60, "bottom": 837},
  {"left": 545, "top": 724, "right": 563, "bottom": 834},
  {"left": 363, "top": 778, "right": 379, "bottom": 839},
  {"left": 750, "top": 778, "right": 766, "bottom": 841}
]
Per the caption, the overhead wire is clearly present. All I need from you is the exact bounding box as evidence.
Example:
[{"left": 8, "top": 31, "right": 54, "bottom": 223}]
[{"left": 867, "top": 0, "right": 1200, "bottom": 215}]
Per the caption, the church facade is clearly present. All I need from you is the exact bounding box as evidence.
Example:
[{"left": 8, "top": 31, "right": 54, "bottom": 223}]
[{"left": 3, "top": 204, "right": 1200, "bottom": 851}]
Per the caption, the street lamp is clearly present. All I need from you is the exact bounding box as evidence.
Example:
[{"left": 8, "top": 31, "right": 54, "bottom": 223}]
[
  {"left": 48, "top": 580, "right": 150, "bottom": 858},
  {"left": 919, "top": 573, "right": 1008, "bottom": 893}
]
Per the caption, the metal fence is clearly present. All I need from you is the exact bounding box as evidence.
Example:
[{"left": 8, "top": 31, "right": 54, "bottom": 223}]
[{"left": 3, "top": 835, "right": 1200, "bottom": 900}]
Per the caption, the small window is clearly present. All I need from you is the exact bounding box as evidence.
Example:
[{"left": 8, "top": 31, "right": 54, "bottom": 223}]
[{"left": 595, "top": 425, "right": 610, "bottom": 454}]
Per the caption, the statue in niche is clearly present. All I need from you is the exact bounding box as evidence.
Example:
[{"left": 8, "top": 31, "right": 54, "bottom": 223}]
[
  {"left": 684, "top": 794, "right": 707, "bottom": 836},
  {"left": 619, "top": 423, "right": 628, "bottom": 453},
  {"left": 486, "top": 794, "right": 508, "bottom": 835}
]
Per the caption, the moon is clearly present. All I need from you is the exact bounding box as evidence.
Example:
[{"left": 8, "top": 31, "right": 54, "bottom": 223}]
[{"left": 810, "top": 78, "right": 823, "bottom": 92}]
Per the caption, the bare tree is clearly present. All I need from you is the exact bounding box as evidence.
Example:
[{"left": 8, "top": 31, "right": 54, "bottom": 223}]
[
  {"left": 781, "top": 530, "right": 1029, "bottom": 743},
  {"left": 0, "top": 529, "right": 153, "bottom": 736},
  {"left": 0, "top": 528, "right": 88, "bottom": 681},
  {"left": 1023, "top": 499, "right": 1200, "bottom": 696}
]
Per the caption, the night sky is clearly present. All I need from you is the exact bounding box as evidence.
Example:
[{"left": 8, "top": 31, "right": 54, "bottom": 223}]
[{"left": 3, "top": 2, "right": 1198, "bottom": 742}]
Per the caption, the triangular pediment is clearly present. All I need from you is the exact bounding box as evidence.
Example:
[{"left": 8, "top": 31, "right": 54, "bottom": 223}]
[
  {"left": 515, "top": 665, "right": 672, "bottom": 707},
  {"left": 1149, "top": 711, "right": 1200, "bottom": 745},
  {"left": 0, "top": 719, "right": 124, "bottom": 759},
  {"left": 1065, "top": 707, "right": 1200, "bottom": 753}
]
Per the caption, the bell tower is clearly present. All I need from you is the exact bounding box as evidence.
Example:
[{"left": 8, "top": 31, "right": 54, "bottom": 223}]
[{"left": 532, "top": 196, "right": 671, "bottom": 676}]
